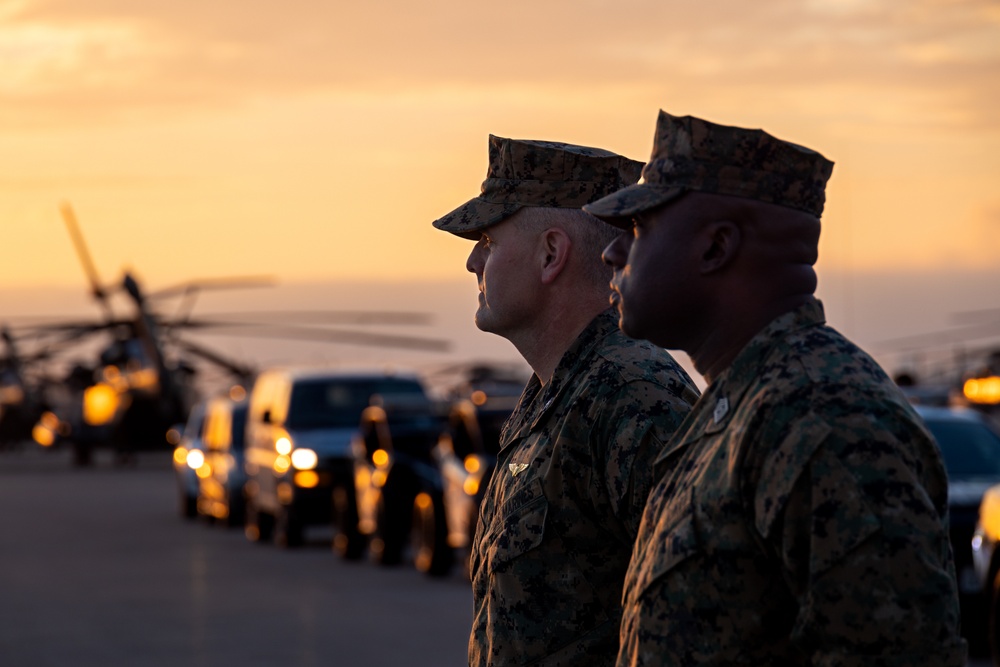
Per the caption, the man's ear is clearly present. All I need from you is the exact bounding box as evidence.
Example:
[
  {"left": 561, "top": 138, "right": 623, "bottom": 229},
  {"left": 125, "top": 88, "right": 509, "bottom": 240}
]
[
  {"left": 700, "top": 220, "right": 741, "bottom": 274},
  {"left": 538, "top": 227, "right": 572, "bottom": 285}
]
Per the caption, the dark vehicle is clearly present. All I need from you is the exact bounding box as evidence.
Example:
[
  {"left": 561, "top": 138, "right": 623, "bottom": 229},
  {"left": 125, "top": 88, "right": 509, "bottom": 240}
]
[
  {"left": 425, "top": 394, "right": 517, "bottom": 578},
  {"left": 340, "top": 389, "right": 443, "bottom": 568},
  {"left": 915, "top": 404, "right": 1000, "bottom": 656},
  {"left": 196, "top": 396, "right": 250, "bottom": 527},
  {"left": 172, "top": 401, "right": 208, "bottom": 518},
  {"left": 244, "top": 368, "right": 427, "bottom": 548}
]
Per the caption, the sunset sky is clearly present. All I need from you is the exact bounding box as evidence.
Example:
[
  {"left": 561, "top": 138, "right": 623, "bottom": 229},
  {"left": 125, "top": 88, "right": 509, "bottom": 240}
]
[{"left": 1, "top": 0, "right": 998, "bottom": 376}]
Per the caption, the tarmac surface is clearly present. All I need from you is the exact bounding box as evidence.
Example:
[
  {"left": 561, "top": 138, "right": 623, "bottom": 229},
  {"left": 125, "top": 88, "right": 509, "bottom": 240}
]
[{"left": 0, "top": 446, "right": 472, "bottom": 667}]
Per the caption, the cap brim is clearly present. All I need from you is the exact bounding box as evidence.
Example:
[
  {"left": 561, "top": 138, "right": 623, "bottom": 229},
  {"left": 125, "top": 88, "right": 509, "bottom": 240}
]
[
  {"left": 583, "top": 184, "right": 687, "bottom": 228},
  {"left": 432, "top": 197, "right": 523, "bottom": 239}
]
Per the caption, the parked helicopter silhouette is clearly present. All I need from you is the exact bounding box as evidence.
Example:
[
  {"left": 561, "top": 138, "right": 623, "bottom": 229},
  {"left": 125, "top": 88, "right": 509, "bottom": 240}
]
[{"left": 31, "top": 203, "right": 450, "bottom": 466}]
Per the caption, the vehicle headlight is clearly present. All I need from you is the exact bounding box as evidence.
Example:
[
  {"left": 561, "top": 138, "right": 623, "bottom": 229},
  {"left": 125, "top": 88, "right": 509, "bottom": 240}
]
[
  {"left": 276, "top": 436, "right": 293, "bottom": 456},
  {"left": 186, "top": 449, "right": 205, "bottom": 470},
  {"left": 291, "top": 448, "right": 318, "bottom": 471}
]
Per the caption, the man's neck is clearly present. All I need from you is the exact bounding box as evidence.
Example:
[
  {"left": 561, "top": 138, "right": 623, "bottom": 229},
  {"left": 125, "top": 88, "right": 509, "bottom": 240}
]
[
  {"left": 690, "top": 295, "right": 812, "bottom": 384},
  {"left": 512, "top": 301, "right": 605, "bottom": 386}
]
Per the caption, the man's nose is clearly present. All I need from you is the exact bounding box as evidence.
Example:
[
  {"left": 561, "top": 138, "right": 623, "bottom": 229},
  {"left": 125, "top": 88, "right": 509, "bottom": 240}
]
[
  {"left": 602, "top": 232, "right": 630, "bottom": 268},
  {"left": 466, "top": 243, "right": 483, "bottom": 274}
]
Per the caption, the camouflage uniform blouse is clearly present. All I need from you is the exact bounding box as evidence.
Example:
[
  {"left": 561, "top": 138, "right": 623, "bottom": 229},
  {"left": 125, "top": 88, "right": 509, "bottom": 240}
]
[
  {"left": 619, "top": 299, "right": 967, "bottom": 666},
  {"left": 469, "top": 309, "right": 699, "bottom": 667}
]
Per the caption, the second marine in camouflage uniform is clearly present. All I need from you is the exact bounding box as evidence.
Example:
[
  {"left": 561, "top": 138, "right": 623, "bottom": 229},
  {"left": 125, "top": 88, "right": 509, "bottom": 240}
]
[
  {"left": 433, "top": 135, "right": 699, "bottom": 666},
  {"left": 588, "top": 111, "right": 967, "bottom": 665},
  {"left": 617, "top": 300, "right": 964, "bottom": 664}
]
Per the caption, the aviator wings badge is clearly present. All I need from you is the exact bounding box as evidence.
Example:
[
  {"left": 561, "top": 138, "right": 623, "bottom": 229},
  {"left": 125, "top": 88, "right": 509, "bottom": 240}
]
[{"left": 508, "top": 462, "right": 529, "bottom": 476}]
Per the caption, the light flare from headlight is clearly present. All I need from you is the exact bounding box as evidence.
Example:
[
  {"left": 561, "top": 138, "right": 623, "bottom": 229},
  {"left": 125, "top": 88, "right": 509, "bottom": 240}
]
[
  {"left": 186, "top": 449, "right": 205, "bottom": 470},
  {"left": 291, "top": 448, "right": 318, "bottom": 470}
]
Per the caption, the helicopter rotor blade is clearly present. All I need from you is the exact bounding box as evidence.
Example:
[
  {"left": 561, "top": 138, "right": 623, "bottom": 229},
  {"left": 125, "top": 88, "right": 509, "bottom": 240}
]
[
  {"left": 148, "top": 276, "right": 278, "bottom": 301},
  {"left": 59, "top": 202, "right": 115, "bottom": 320},
  {"left": 173, "top": 338, "right": 255, "bottom": 380},
  {"left": 162, "top": 311, "right": 434, "bottom": 328},
  {"left": 186, "top": 324, "right": 451, "bottom": 352}
]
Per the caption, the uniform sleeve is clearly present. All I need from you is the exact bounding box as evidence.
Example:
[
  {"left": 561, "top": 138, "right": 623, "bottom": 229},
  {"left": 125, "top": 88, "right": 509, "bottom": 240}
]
[
  {"left": 753, "top": 411, "right": 967, "bottom": 665},
  {"left": 597, "top": 379, "right": 692, "bottom": 540}
]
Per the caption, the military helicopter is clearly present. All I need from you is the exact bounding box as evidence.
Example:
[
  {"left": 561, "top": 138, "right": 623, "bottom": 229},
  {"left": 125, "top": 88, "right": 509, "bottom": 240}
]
[{"left": 31, "top": 203, "right": 450, "bottom": 466}]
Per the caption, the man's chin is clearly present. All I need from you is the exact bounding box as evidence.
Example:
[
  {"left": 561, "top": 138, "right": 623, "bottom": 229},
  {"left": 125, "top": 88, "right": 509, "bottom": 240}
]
[
  {"left": 617, "top": 312, "right": 649, "bottom": 343},
  {"left": 473, "top": 311, "right": 495, "bottom": 335}
]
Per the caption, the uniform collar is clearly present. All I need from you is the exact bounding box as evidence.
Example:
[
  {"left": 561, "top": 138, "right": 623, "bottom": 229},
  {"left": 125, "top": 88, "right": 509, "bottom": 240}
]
[
  {"left": 658, "top": 298, "right": 826, "bottom": 459},
  {"left": 500, "top": 308, "right": 620, "bottom": 446}
]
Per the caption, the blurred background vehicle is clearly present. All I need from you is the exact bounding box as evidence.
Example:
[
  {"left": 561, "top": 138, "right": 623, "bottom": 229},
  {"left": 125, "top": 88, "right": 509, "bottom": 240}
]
[
  {"left": 915, "top": 404, "right": 1000, "bottom": 657},
  {"left": 244, "top": 368, "right": 429, "bottom": 548},
  {"left": 342, "top": 387, "right": 443, "bottom": 568},
  {"left": 424, "top": 387, "right": 519, "bottom": 578},
  {"left": 196, "top": 393, "right": 250, "bottom": 527},
  {"left": 172, "top": 401, "right": 208, "bottom": 519}
]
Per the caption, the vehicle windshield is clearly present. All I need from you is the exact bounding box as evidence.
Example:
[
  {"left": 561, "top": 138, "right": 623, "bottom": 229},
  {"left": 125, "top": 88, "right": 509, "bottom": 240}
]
[
  {"left": 287, "top": 378, "right": 425, "bottom": 429},
  {"left": 924, "top": 417, "right": 1000, "bottom": 479}
]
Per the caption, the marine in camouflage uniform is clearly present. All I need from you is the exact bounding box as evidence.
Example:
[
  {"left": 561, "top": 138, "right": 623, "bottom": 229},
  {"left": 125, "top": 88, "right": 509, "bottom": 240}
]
[
  {"left": 587, "top": 111, "right": 967, "bottom": 665},
  {"left": 434, "top": 135, "right": 700, "bottom": 666}
]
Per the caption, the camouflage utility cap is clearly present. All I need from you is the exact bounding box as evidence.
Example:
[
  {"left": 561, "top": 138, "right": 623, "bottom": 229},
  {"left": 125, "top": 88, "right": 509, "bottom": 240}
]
[
  {"left": 433, "top": 135, "right": 643, "bottom": 238},
  {"left": 584, "top": 110, "right": 834, "bottom": 227}
]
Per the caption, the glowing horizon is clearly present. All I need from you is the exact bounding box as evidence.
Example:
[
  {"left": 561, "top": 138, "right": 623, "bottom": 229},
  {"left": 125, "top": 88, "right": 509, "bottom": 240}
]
[{"left": 0, "top": 0, "right": 997, "bottom": 291}]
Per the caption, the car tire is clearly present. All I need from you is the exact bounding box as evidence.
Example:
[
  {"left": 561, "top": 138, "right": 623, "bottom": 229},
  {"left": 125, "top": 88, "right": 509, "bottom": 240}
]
[
  {"left": 332, "top": 484, "right": 366, "bottom": 561},
  {"left": 245, "top": 499, "right": 274, "bottom": 543},
  {"left": 275, "top": 505, "right": 304, "bottom": 548},
  {"left": 226, "top": 491, "right": 246, "bottom": 528},
  {"left": 179, "top": 492, "right": 197, "bottom": 519},
  {"left": 373, "top": 487, "right": 410, "bottom": 566},
  {"left": 412, "top": 490, "right": 453, "bottom": 577}
]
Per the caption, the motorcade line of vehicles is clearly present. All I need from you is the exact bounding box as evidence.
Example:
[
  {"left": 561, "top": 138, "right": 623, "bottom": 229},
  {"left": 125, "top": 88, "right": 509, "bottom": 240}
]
[{"left": 169, "top": 361, "right": 523, "bottom": 585}]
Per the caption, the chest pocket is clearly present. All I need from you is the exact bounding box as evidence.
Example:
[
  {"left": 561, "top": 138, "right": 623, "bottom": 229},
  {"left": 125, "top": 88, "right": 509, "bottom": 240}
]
[
  {"left": 632, "top": 487, "right": 702, "bottom": 597},
  {"left": 484, "top": 477, "right": 548, "bottom": 573}
]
